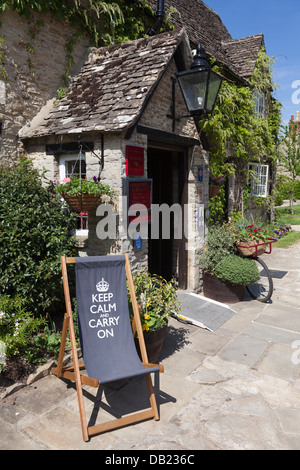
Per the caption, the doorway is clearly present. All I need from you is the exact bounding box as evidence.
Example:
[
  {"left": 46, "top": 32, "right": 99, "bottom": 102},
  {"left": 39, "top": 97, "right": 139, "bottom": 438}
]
[{"left": 147, "top": 146, "right": 188, "bottom": 289}]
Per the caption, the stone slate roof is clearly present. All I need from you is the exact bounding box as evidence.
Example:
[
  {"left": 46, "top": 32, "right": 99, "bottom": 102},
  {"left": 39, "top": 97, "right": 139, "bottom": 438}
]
[
  {"left": 19, "top": 28, "right": 189, "bottom": 139},
  {"left": 147, "top": 0, "right": 264, "bottom": 79},
  {"left": 222, "top": 35, "right": 265, "bottom": 78}
]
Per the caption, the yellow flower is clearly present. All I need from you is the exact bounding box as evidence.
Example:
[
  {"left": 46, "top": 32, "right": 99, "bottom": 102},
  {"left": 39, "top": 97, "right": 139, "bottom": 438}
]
[
  {"left": 142, "top": 323, "right": 149, "bottom": 331},
  {"left": 144, "top": 314, "right": 150, "bottom": 320}
]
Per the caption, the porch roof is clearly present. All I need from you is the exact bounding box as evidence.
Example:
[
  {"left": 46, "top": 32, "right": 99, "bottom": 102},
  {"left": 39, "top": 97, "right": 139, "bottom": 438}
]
[{"left": 19, "top": 28, "right": 189, "bottom": 139}]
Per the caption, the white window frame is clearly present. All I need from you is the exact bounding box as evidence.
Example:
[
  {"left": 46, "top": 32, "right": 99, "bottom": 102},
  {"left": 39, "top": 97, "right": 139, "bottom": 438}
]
[
  {"left": 248, "top": 163, "right": 269, "bottom": 198},
  {"left": 253, "top": 90, "right": 265, "bottom": 118},
  {"left": 59, "top": 154, "right": 88, "bottom": 236}
]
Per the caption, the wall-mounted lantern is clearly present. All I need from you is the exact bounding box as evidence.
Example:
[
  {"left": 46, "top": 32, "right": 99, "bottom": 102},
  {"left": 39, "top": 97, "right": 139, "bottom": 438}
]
[{"left": 168, "top": 43, "right": 223, "bottom": 130}]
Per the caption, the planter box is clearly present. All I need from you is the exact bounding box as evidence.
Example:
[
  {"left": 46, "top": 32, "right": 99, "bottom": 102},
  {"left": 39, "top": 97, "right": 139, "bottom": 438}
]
[{"left": 203, "top": 271, "right": 245, "bottom": 304}]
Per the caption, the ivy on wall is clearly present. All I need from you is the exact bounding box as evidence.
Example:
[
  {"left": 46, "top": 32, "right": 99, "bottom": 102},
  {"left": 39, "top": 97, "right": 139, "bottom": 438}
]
[
  {"left": 0, "top": 0, "right": 157, "bottom": 93},
  {"left": 0, "top": 1, "right": 125, "bottom": 44}
]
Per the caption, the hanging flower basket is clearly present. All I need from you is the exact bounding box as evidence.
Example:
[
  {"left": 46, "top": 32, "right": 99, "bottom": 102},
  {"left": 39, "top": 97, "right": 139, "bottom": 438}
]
[
  {"left": 60, "top": 193, "right": 101, "bottom": 213},
  {"left": 209, "top": 185, "right": 221, "bottom": 198},
  {"left": 56, "top": 176, "right": 115, "bottom": 213}
]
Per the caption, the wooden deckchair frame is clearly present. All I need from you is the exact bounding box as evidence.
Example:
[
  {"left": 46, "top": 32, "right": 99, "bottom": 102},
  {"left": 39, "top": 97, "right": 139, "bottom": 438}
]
[{"left": 52, "top": 254, "right": 164, "bottom": 442}]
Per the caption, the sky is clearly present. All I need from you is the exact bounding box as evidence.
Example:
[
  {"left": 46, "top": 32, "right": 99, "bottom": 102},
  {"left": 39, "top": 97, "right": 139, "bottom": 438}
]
[{"left": 204, "top": 0, "right": 300, "bottom": 125}]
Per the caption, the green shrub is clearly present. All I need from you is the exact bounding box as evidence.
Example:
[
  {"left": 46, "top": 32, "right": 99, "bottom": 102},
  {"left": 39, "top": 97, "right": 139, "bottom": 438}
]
[
  {"left": 0, "top": 158, "right": 77, "bottom": 316},
  {"left": 200, "top": 224, "right": 236, "bottom": 273},
  {"left": 214, "top": 255, "right": 260, "bottom": 286},
  {"left": 0, "top": 294, "right": 46, "bottom": 358}
]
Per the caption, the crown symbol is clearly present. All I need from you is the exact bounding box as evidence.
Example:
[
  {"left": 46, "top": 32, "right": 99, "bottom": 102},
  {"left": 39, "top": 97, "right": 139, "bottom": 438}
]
[{"left": 96, "top": 278, "right": 109, "bottom": 293}]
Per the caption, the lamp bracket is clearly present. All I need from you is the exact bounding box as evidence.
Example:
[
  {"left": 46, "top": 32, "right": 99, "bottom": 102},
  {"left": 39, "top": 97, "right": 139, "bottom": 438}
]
[{"left": 167, "top": 76, "right": 207, "bottom": 132}]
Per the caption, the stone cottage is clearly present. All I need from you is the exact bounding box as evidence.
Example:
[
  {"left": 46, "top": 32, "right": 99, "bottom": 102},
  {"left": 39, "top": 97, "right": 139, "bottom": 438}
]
[
  {"left": 19, "top": 28, "right": 206, "bottom": 291},
  {"left": 3, "top": 1, "right": 275, "bottom": 292}
]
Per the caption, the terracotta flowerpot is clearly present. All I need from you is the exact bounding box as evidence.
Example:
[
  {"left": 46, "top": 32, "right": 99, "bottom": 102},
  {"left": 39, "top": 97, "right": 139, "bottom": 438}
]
[
  {"left": 61, "top": 193, "right": 101, "bottom": 212},
  {"left": 135, "top": 325, "right": 167, "bottom": 363},
  {"left": 203, "top": 271, "right": 245, "bottom": 304},
  {"left": 209, "top": 185, "right": 221, "bottom": 198}
]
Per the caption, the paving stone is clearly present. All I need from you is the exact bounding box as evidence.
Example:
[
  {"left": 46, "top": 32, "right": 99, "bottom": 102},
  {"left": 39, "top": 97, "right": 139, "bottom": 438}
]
[
  {"left": 255, "top": 307, "right": 300, "bottom": 333},
  {"left": 0, "top": 420, "right": 42, "bottom": 450},
  {"left": 219, "top": 334, "right": 268, "bottom": 366},
  {"left": 186, "top": 328, "right": 230, "bottom": 356},
  {"left": 244, "top": 322, "right": 300, "bottom": 346},
  {"left": 22, "top": 407, "right": 114, "bottom": 450},
  {"left": 257, "top": 343, "right": 300, "bottom": 381},
  {"left": 11, "top": 376, "right": 75, "bottom": 416},
  {"left": 275, "top": 408, "right": 300, "bottom": 435}
]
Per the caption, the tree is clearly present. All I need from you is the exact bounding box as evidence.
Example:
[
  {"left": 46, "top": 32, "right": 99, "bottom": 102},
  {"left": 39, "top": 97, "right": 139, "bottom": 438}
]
[{"left": 279, "top": 121, "right": 300, "bottom": 214}]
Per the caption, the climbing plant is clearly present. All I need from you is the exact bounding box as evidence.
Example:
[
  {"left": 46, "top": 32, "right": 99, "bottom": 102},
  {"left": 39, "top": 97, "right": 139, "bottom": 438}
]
[
  {"left": 0, "top": 1, "right": 124, "bottom": 45},
  {"left": 0, "top": 0, "right": 158, "bottom": 94},
  {"left": 0, "top": 1, "right": 158, "bottom": 46},
  {"left": 200, "top": 48, "right": 281, "bottom": 221}
]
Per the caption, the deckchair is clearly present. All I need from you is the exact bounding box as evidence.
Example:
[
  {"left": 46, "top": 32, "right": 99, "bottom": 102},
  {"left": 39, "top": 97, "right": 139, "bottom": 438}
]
[{"left": 52, "top": 254, "right": 164, "bottom": 442}]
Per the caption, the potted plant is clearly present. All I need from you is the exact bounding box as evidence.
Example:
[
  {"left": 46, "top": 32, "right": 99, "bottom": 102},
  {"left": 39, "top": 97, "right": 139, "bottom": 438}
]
[
  {"left": 200, "top": 225, "right": 260, "bottom": 303},
  {"left": 56, "top": 175, "right": 115, "bottom": 212},
  {"left": 209, "top": 174, "right": 224, "bottom": 198},
  {"left": 128, "top": 271, "right": 181, "bottom": 362}
]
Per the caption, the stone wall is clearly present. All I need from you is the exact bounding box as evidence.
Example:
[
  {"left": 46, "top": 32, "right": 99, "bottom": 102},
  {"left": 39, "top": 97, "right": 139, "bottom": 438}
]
[{"left": 0, "top": 9, "right": 90, "bottom": 164}]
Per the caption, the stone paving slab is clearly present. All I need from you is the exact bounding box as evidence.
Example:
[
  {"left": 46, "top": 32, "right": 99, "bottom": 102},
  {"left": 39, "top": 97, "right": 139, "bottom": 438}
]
[
  {"left": 257, "top": 343, "right": 300, "bottom": 381},
  {"left": 255, "top": 306, "right": 300, "bottom": 331},
  {"left": 243, "top": 321, "right": 300, "bottom": 346}
]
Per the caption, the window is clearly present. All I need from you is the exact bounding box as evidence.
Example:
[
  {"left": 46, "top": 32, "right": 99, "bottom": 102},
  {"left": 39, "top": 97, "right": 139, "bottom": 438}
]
[
  {"left": 59, "top": 154, "right": 88, "bottom": 235},
  {"left": 253, "top": 90, "right": 265, "bottom": 118},
  {"left": 248, "top": 163, "right": 269, "bottom": 198}
]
